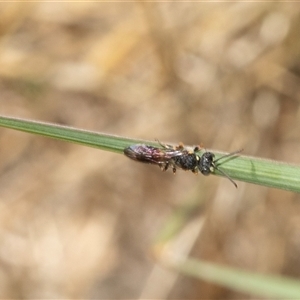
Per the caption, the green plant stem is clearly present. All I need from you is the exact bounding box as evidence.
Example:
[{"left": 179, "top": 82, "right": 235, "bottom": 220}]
[
  {"left": 0, "top": 115, "right": 154, "bottom": 153},
  {"left": 171, "top": 258, "right": 300, "bottom": 298},
  {"left": 0, "top": 115, "right": 299, "bottom": 192}
]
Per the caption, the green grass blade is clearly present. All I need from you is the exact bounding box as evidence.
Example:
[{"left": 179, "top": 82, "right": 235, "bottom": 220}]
[
  {"left": 172, "top": 258, "right": 300, "bottom": 298},
  {"left": 0, "top": 115, "right": 156, "bottom": 153},
  {"left": 0, "top": 115, "right": 299, "bottom": 193}
]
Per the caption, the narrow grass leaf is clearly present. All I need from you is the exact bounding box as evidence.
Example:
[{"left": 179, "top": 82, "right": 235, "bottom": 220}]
[
  {"left": 0, "top": 115, "right": 299, "bottom": 193},
  {"left": 173, "top": 258, "right": 300, "bottom": 298},
  {"left": 0, "top": 115, "right": 155, "bottom": 153}
]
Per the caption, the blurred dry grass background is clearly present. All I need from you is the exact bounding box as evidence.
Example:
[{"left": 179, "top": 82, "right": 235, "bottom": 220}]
[{"left": 0, "top": 2, "right": 300, "bottom": 299}]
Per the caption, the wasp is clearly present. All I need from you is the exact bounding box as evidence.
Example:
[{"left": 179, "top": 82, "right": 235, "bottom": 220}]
[
  {"left": 124, "top": 141, "right": 242, "bottom": 187},
  {"left": 124, "top": 141, "right": 200, "bottom": 174}
]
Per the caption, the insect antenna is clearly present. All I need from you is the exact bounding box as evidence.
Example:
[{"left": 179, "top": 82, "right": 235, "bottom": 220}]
[
  {"left": 212, "top": 164, "right": 237, "bottom": 188},
  {"left": 213, "top": 149, "right": 243, "bottom": 164},
  {"left": 213, "top": 149, "right": 243, "bottom": 188}
]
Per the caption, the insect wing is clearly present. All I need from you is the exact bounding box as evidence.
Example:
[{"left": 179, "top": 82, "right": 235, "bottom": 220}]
[{"left": 124, "top": 145, "right": 168, "bottom": 165}]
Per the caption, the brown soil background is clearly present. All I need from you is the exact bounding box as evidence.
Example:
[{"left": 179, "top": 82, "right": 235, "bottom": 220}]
[{"left": 0, "top": 2, "right": 300, "bottom": 299}]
